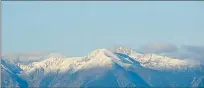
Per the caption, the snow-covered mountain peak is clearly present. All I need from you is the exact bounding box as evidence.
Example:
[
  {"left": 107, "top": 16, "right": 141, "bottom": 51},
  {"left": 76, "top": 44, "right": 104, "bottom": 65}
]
[
  {"left": 112, "top": 46, "right": 142, "bottom": 58},
  {"left": 85, "top": 49, "right": 114, "bottom": 67},
  {"left": 87, "top": 49, "right": 107, "bottom": 58}
]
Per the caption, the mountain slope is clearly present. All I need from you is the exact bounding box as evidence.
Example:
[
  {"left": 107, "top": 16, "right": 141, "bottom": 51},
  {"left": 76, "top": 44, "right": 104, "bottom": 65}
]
[{"left": 1, "top": 59, "right": 28, "bottom": 88}]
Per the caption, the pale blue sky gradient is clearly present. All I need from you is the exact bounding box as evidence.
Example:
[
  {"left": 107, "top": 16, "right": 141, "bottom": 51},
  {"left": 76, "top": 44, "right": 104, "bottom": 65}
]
[{"left": 2, "top": 1, "right": 204, "bottom": 56}]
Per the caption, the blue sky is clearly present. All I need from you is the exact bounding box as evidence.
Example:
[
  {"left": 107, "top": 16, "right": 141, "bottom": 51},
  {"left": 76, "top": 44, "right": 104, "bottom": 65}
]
[{"left": 2, "top": 1, "right": 204, "bottom": 56}]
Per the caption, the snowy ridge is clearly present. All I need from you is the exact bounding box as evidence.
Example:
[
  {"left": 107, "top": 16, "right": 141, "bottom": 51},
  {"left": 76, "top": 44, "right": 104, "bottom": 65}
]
[
  {"left": 113, "top": 46, "right": 201, "bottom": 71},
  {"left": 135, "top": 54, "right": 200, "bottom": 71},
  {"left": 2, "top": 47, "right": 204, "bottom": 88},
  {"left": 19, "top": 47, "right": 202, "bottom": 74},
  {"left": 16, "top": 49, "right": 117, "bottom": 87},
  {"left": 19, "top": 49, "right": 114, "bottom": 76},
  {"left": 19, "top": 56, "right": 81, "bottom": 74}
]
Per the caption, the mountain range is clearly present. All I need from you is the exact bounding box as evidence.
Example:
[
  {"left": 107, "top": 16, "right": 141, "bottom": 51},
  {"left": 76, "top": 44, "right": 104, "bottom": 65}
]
[{"left": 1, "top": 46, "right": 204, "bottom": 88}]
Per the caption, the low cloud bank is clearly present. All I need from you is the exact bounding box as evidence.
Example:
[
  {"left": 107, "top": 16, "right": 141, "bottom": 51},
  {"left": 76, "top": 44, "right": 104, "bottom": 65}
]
[
  {"left": 138, "top": 43, "right": 178, "bottom": 53},
  {"left": 137, "top": 43, "right": 204, "bottom": 65},
  {"left": 182, "top": 45, "right": 204, "bottom": 55}
]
